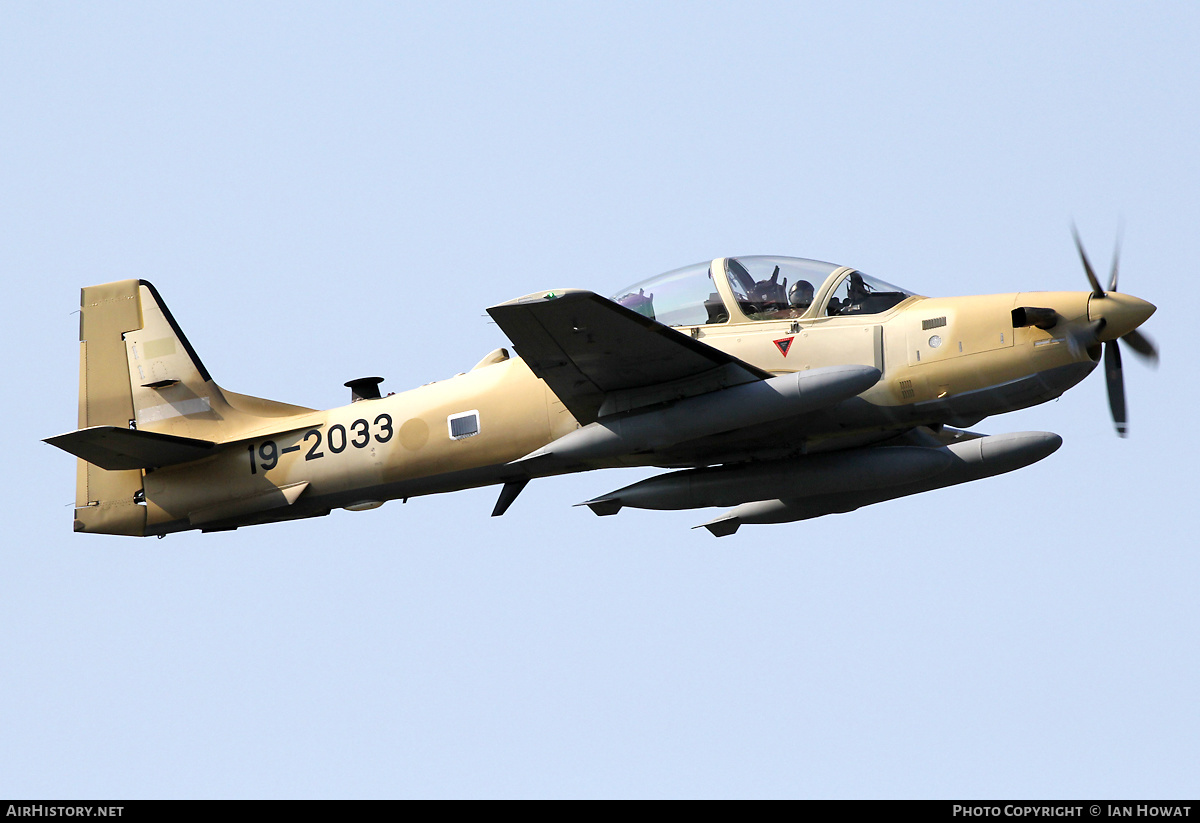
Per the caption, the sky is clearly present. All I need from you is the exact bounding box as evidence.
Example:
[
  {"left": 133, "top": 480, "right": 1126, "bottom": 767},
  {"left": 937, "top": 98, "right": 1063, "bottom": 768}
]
[{"left": 2, "top": 1, "right": 1197, "bottom": 799}]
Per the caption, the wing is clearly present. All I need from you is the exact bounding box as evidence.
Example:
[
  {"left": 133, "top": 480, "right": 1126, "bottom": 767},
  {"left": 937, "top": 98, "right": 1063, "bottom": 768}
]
[{"left": 487, "top": 289, "right": 771, "bottom": 424}]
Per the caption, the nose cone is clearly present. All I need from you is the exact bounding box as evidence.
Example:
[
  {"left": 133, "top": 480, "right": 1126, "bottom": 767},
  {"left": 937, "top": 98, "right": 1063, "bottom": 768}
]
[{"left": 1089, "top": 293, "right": 1157, "bottom": 341}]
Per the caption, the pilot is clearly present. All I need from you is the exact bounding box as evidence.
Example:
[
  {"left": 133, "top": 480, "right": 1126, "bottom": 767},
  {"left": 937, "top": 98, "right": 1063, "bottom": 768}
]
[{"left": 787, "top": 279, "right": 814, "bottom": 313}]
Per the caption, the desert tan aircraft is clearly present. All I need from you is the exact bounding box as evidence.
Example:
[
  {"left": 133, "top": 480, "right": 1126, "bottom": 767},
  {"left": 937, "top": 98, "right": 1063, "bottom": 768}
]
[{"left": 46, "top": 235, "right": 1156, "bottom": 537}]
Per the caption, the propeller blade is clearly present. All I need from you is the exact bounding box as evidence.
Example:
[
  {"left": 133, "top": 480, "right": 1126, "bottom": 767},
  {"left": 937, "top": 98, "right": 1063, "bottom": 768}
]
[
  {"left": 1072, "top": 224, "right": 1106, "bottom": 298},
  {"left": 1108, "top": 237, "right": 1121, "bottom": 292},
  {"left": 1064, "top": 318, "right": 1104, "bottom": 360},
  {"left": 1104, "top": 340, "right": 1128, "bottom": 437},
  {"left": 1121, "top": 329, "right": 1159, "bottom": 366}
]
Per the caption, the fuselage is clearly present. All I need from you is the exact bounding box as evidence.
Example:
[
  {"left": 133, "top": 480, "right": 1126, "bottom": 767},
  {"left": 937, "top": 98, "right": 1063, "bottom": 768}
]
[
  {"left": 144, "top": 291, "right": 1128, "bottom": 534},
  {"left": 57, "top": 261, "right": 1154, "bottom": 536}
]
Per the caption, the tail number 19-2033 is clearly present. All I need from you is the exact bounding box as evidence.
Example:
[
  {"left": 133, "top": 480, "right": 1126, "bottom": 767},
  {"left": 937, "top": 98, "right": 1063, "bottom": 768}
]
[{"left": 248, "top": 414, "right": 393, "bottom": 474}]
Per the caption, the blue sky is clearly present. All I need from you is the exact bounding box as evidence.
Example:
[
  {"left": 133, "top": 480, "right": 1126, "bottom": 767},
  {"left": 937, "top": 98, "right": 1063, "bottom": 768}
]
[{"left": 2, "top": 1, "right": 1197, "bottom": 798}]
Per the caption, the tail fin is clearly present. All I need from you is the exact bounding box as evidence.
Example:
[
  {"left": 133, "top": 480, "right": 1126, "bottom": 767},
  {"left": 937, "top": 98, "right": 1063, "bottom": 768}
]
[{"left": 69, "top": 280, "right": 314, "bottom": 535}]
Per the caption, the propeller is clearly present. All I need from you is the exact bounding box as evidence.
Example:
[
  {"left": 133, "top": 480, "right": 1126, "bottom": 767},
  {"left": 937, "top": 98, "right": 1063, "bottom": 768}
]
[{"left": 1071, "top": 226, "right": 1159, "bottom": 436}]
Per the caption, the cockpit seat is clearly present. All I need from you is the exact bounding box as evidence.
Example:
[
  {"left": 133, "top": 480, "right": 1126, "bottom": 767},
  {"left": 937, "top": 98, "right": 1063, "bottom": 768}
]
[{"left": 704, "top": 293, "right": 728, "bottom": 324}]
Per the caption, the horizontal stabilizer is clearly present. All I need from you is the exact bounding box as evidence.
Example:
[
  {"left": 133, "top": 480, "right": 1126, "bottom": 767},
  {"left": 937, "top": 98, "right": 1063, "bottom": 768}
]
[{"left": 44, "top": 426, "right": 216, "bottom": 470}]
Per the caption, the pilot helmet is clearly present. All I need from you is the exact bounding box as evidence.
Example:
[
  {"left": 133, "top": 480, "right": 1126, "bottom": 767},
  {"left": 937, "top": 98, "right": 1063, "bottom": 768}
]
[{"left": 788, "top": 279, "right": 814, "bottom": 310}]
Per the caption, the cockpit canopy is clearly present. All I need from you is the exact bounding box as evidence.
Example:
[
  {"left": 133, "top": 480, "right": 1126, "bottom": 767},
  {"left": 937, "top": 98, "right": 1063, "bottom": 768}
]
[
  {"left": 611, "top": 256, "right": 917, "bottom": 327},
  {"left": 611, "top": 260, "right": 720, "bottom": 326}
]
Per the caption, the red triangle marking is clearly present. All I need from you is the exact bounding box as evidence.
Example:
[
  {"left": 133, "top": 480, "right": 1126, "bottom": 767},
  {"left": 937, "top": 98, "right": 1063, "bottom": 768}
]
[{"left": 773, "top": 336, "right": 794, "bottom": 357}]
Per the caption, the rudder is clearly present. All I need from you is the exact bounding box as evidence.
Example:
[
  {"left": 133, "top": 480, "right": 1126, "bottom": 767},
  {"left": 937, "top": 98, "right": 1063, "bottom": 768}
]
[{"left": 75, "top": 280, "right": 146, "bottom": 535}]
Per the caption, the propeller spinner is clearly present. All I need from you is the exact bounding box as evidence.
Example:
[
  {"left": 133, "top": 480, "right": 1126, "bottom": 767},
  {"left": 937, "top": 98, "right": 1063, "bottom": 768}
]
[{"left": 1071, "top": 226, "right": 1158, "bottom": 436}]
